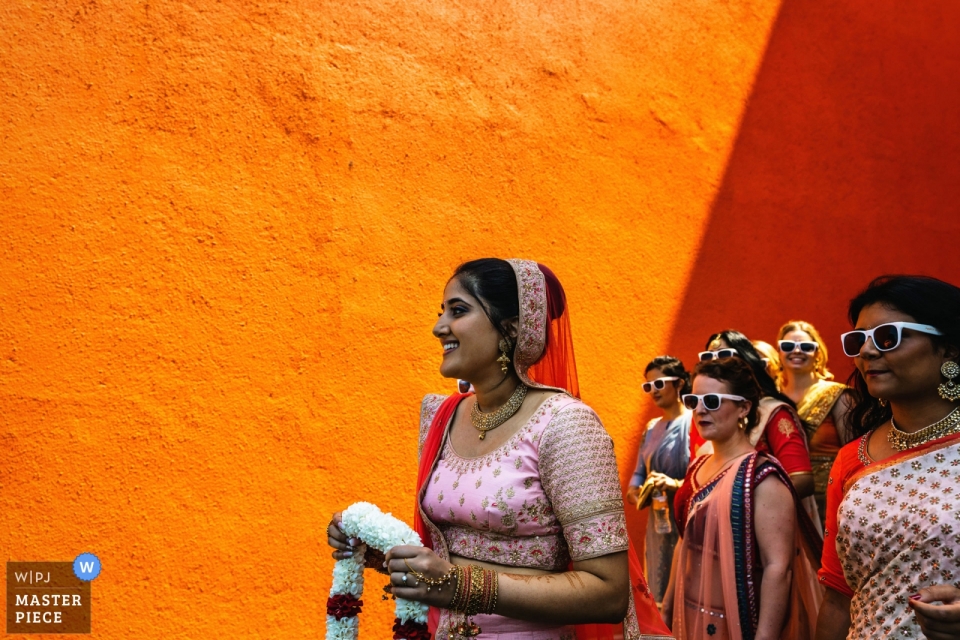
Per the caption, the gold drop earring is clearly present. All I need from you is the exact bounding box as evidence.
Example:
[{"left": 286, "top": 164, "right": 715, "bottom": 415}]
[
  {"left": 497, "top": 339, "right": 512, "bottom": 374},
  {"left": 940, "top": 361, "right": 960, "bottom": 402}
]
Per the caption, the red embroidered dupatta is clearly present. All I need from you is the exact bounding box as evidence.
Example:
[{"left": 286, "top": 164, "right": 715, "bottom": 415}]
[{"left": 414, "top": 260, "right": 671, "bottom": 639}]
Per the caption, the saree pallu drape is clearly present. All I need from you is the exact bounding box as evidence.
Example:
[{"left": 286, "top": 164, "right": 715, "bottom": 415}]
[
  {"left": 673, "top": 453, "right": 822, "bottom": 640},
  {"left": 796, "top": 380, "right": 849, "bottom": 532},
  {"left": 819, "top": 431, "right": 960, "bottom": 639}
]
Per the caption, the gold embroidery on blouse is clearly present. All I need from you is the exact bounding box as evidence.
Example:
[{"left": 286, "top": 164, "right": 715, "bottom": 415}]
[
  {"left": 797, "top": 380, "right": 846, "bottom": 432},
  {"left": 778, "top": 417, "right": 797, "bottom": 438}
]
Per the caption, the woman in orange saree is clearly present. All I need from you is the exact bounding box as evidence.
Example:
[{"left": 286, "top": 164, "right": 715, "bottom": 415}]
[
  {"left": 328, "top": 258, "right": 671, "bottom": 639},
  {"left": 815, "top": 275, "right": 960, "bottom": 640}
]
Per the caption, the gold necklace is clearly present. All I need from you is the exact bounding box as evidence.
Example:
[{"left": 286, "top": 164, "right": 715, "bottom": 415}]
[
  {"left": 471, "top": 384, "right": 527, "bottom": 440},
  {"left": 887, "top": 406, "right": 960, "bottom": 451}
]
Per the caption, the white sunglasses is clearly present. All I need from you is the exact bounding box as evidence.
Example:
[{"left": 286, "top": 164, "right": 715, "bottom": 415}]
[
  {"left": 642, "top": 376, "right": 679, "bottom": 393},
  {"left": 682, "top": 393, "right": 746, "bottom": 411},
  {"left": 840, "top": 321, "right": 942, "bottom": 357},
  {"left": 778, "top": 340, "right": 818, "bottom": 354},
  {"left": 698, "top": 349, "right": 739, "bottom": 361}
]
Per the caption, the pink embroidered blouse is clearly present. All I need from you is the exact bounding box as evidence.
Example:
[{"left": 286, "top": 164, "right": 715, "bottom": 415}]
[{"left": 419, "top": 392, "right": 629, "bottom": 572}]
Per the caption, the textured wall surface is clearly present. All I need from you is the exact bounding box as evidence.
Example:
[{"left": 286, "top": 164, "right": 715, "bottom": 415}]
[{"left": 1, "top": 0, "right": 958, "bottom": 637}]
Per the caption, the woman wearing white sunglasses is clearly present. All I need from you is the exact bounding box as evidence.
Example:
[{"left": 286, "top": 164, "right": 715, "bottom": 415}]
[
  {"left": 700, "top": 331, "right": 815, "bottom": 502},
  {"left": 663, "top": 357, "right": 822, "bottom": 640},
  {"left": 776, "top": 320, "right": 854, "bottom": 532},
  {"left": 816, "top": 275, "right": 960, "bottom": 640},
  {"left": 626, "top": 355, "right": 703, "bottom": 606}
]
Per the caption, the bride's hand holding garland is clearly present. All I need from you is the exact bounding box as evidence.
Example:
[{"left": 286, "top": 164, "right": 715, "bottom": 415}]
[
  {"left": 326, "top": 503, "right": 501, "bottom": 640},
  {"left": 384, "top": 545, "right": 460, "bottom": 609},
  {"left": 325, "top": 503, "right": 431, "bottom": 640},
  {"left": 327, "top": 512, "right": 458, "bottom": 610}
]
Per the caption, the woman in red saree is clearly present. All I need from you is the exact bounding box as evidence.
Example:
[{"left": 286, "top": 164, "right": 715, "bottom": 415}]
[
  {"left": 699, "top": 332, "right": 817, "bottom": 526},
  {"left": 700, "top": 329, "right": 815, "bottom": 502},
  {"left": 815, "top": 275, "right": 960, "bottom": 640},
  {"left": 663, "top": 358, "right": 822, "bottom": 640},
  {"left": 328, "top": 258, "right": 671, "bottom": 639}
]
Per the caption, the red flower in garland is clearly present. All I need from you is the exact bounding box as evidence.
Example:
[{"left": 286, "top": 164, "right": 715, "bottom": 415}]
[
  {"left": 327, "top": 594, "right": 363, "bottom": 620},
  {"left": 392, "top": 618, "right": 430, "bottom": 640}
]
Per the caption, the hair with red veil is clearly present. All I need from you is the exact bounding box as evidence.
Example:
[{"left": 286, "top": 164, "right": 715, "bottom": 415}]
[{"left": 414, "top": 259, "right": 672, "bottom": 639}]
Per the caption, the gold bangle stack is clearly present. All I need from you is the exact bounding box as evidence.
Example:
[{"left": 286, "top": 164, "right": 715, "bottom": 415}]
[{"left": 445, "top": 564, "right": 499, "bottom": 638}]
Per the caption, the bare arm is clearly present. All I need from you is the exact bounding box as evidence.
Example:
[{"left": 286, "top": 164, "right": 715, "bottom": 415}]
[
  {"left": 495, "top": 552, "right": 629, "bottom": 624},
  {"left": 386, "top": 546, "right": 628, "bottom": 624},
  {"left": 753, "top": 475, "right": 795, "bottom": 640},
  {"left": 814, "top": 588, "right": 851, "bottom": 640},
  {"left": 789, "top": 471, "right": 815, "bottom": 499}
]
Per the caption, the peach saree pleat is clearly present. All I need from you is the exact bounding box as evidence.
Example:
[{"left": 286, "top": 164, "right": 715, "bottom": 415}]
[{"left": 673, "top": 453, "right": 821, "bottom": 640}]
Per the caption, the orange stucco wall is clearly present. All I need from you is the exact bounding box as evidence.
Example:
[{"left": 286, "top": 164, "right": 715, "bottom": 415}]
[{"left": 1, "top": 0, "right": 958, "bottom": 637}]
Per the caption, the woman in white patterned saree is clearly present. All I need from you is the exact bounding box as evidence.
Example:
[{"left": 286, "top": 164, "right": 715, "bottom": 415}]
[
  {"left": 816, "top": 275, "right": 960, "bottom": 640},
  {"left": 328, "top": 258, "right": 671, "bottom": 639}
]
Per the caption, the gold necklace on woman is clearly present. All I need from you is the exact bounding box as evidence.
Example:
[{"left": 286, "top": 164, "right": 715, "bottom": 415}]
[
  {"left": 471, "top": 384, "right": 527, "bottom": 440},
  {"left": 888, "top": 406, "right": 960, "bottom": 451}
]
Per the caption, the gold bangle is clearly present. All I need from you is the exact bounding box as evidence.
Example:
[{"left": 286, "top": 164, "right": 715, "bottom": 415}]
[
  {"left": 465, "top": 565, "right": 486, "bottom": 616},
  {"left": 485, "top": 570, "right": 498, "bottom": 614},
  {"left": 448, "top": 565, "right": 470, "bottom": 612}
]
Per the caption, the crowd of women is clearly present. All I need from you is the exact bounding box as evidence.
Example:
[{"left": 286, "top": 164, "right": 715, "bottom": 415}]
[{"left": 326, "top": 257, "right": 960, "bottom": 640}]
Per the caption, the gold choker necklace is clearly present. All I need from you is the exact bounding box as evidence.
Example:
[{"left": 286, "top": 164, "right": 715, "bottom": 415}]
[
  {"left": 471, "top": 384, "right": 527, "bottom": 440},
  {"left": 888, "top": 406, "right": 960, "bottom": 451}
]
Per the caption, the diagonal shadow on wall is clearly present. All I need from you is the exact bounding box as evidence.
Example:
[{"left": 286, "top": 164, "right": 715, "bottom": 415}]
[{"left": 665, "top": 0, "right": 960, "bottom": 377}]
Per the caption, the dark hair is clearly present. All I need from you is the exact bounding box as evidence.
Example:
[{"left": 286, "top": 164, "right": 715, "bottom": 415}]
[
  {"left": 452, "top": 258, "right": 519, "bottom": 341},
  {"left": 846, "top": 275, "right": 960, "bottom": 436},
  {"left": 706, "top": 330, "right": 796, "bottom": 408},
  {"left": 644, "top": 355, "right": 691, "bottom": 396},
  {"left": 692, "top": 358, "right": 763, "bottom": 433}
]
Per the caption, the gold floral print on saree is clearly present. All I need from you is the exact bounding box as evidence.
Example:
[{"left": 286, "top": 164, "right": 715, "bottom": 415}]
[{"left": 837, "top": 434, "right": 960, "bottom": 639}]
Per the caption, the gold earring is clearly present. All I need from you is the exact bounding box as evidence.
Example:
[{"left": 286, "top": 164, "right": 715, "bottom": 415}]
[
  {"left": 940, "top": 361, "right": 960, "bottom": 402},
  {"left": 497, "top": 339, "right": 512, "bottom": 374},
  {"left": 738, "top": 416, "right": 747, "bottom": 430},
  {"left": 878, "top": 398, "right": 888, "bottom": 408}
]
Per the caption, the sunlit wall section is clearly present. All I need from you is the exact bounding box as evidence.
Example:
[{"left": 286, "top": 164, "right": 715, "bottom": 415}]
[{"left": 0, "top": 0, "right": 813, "bottom": 636}]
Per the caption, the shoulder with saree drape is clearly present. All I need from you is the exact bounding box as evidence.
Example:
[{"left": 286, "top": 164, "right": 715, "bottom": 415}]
[
  {"left": 752, "top": 399, "right": 811, "bottom": 474},
  {"left": 796, "top": 380, "right": 846, "bottom": 437},
  {"left": 819, "top": 430, "right": 960, "bottom": 639},
  {"left": 794, "top": 380, "right": 849, "bottom": 533},
  {"left": 672, "top": 452, "right": 822, "bottom": 640}
]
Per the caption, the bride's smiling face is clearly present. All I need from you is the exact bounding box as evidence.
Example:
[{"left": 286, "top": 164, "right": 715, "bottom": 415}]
[{"left": 432, "top": 278, "right": 505, "bottom": 382}]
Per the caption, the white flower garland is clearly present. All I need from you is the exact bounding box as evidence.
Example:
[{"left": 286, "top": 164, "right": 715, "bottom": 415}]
[{"left": 326, "top": 502, "right": 429, "bottom": 640}]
